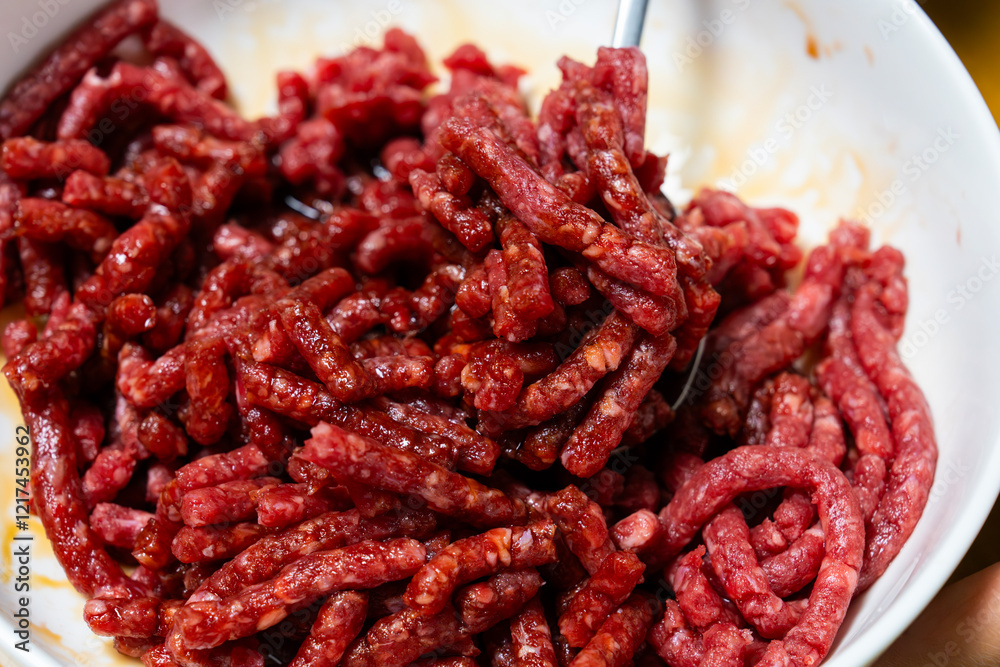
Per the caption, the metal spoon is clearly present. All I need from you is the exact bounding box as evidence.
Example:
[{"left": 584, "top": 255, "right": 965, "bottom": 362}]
[
  {"left": 294, "top": 7, "right": 709, "bottom": 411},
  {"left": 612, "top": 0, "right": 708, "bottom": 410},
  {"left": 612, "top": 0, "right": 650, "bottom": 48}
]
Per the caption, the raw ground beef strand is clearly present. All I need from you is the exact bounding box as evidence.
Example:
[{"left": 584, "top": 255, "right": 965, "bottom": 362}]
[{"left": 0, "top": 10, "right": 936, "bottom": 667}]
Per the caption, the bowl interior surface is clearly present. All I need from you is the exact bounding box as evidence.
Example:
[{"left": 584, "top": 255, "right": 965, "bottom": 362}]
[{"left": 1, "top": 1, "right": 1000, "bottom": 666}]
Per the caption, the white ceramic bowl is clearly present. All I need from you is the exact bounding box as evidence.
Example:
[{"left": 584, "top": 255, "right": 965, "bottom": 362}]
[{"left": 2, "top": 1, "right": 1000, "bottom": 665}]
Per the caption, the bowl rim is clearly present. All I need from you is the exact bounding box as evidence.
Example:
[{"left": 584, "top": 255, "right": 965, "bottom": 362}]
[
  {"left": 828, "top": 6, "right": 1000, "bottom": 663},
  {"left": 1, "top": 2, "right": 1000, "bottom": 667}
]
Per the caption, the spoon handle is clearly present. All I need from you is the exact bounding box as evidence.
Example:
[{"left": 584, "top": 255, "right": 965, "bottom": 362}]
[
  {"left": 610, "top": 0, "right": 705, "bottom": 410},
  {"left": 612, "top": 0, "right": 650, "bottom": 48}
]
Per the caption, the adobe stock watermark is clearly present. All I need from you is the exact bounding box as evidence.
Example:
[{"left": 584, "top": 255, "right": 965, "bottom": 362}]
[
  {"left": 912, "top": 580, "right": 1000, "bottom": 667},
  {"left": 213, "top": 0, "right": 281, "bottom": 20},
  {"left": 900, "top": 254, "right": 1000, "bottom": 360},
  {"left": 544, "top": 0, "right": 590, "bottom": 31},
  {"left": 335, "top": 1, "right": 404, "bottom": 53},
  {"left": 719, "top": 84, "right": 834, "bottom": 191},
  {"left": 927, "top": 457, "right": 973, "bottom": 507},
  {"left": 78, "top": 83, "right": 148, "bottom": 152},
  {"left": 856, "top": 127, "right": 959, "bottom": 225},
  {"left": 673, "top": 0, "right": 751, "bottom": 72},
  {"left": 7, "top": 0, "right": 73, "bottom": 54},
  {"left": 215, "top": 0, "right": 402, "bottom": 51},
  {"left": 877, "top": 0, "right": 929, "bottom": 40}
]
